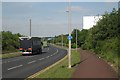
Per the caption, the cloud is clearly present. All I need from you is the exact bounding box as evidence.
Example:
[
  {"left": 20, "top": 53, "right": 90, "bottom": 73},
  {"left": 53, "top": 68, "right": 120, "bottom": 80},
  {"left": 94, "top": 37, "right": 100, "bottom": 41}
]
[{"left": 65, "top": 6, "right": 90, "bottom": 12}]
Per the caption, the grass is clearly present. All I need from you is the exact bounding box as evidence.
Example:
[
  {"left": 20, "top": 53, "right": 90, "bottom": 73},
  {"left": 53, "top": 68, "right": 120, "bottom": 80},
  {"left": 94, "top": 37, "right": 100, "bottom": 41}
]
[
  {"left": 0, "top": 52, "right": 22, "bottom": 59},
  {"left": 35, "top": 46, "right": 80, "bottom": 78}
]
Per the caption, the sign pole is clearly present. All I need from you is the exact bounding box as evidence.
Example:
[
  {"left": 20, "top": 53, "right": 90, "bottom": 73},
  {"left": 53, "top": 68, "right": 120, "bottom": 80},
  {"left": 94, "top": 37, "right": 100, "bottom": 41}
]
[{"left": 68, "top": 0, "right": 71, "bottom": 68}]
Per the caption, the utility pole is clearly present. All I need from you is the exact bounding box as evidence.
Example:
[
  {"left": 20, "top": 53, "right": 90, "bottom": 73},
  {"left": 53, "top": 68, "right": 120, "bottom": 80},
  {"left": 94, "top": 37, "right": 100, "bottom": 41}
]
[
  {"left": 30, "top": 19, "right": 31, "bottom": 37},
  {"left": 61, "top": 34, "right": 63, "bottom": 47},
  {"left": 76, "top": 28, "right": 77, "bottom": 52}
]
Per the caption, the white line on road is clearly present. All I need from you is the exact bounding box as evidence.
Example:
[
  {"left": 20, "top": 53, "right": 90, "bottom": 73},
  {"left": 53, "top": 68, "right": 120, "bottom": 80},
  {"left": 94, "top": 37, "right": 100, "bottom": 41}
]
[
  {"left": 53, "top": 49, "right": 58, "bottom": 55},
  {"left": 28, "top": 60, "right": 36, "bottom": 64},
  {"left": 3, "top": 56, "right": 35, "bottom": 64},
  {"left": 8, "top": 65, "right": 23, "bottom": 70},
  {"left": 38, "top": 49, "right": 59, "bottom": 61},
  {"left": 50, "top": 55, "right": 53, "bottom": 57},
  {"left": 38, "top": 58, "right": 45, "bottom": 61},
  {"left": 46, "top": 56, "right": 50, "bottom": 58},
  {"left": 46, "top": 49, "right": 58, "bottom": 58}
]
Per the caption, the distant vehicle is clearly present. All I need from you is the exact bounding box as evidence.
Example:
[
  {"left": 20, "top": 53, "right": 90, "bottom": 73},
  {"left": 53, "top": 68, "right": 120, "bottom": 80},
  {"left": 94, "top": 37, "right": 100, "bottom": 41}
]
[
  {"left": 19, "top": 37, "right": 42, "bottom": 55},
  {"left": 42, "top": 41, "right": 48, "bottom": 48}
]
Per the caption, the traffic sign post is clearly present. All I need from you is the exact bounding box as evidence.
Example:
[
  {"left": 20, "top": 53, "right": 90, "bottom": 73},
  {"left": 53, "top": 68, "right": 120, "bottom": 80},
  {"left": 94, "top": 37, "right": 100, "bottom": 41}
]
[
  {"left": 68, "top": 36, "right": 72, "bottom": 40},
  {"left": 68, "top": 35, "right": 72, "bottom": 68},
  {"left": 67, "top": 0, "right": 72, "bottom": 69}
]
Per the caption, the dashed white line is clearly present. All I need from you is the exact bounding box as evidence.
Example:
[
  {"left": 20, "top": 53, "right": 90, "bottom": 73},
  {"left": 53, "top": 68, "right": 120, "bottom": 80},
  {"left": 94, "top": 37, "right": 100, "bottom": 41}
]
[
  {"left": 53, "top": 49, "right": 58, "bottom": 55},
  {"left": 6, "top": 48, "right": 59, "bottom": 71},
  {"left": 53, "top": 54, "right": 56, "bottom": 56},
  {"left": 50, "top": 55, "right": 53, "bottom": 57},
  {"left": 8, "top": 65, "right": 23, "bottom": 70},
  {"left": 38, "top": 49, "right": 58, "bottom": 60},
  {"left": 28, "top": 60, "right": 36, "bottom": 64},
  {"left": 3, "top": 56, "right": 35, "bottom": 64},
  {"left": 46, "top": 49, "right": 58, "bottom": 58},
  {"left": 46, "top": 56, "right": 50, "bottom": 58},
  {"left": 38, "top": 58, "right": 45, "bottom": 61}
]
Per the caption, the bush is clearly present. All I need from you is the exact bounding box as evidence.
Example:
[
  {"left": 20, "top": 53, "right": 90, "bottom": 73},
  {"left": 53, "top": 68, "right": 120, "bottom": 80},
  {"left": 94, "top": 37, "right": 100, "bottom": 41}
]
[
  {"left": 2, "top": 31, "right": 23, "bottom": 53},
  {"left": 71, "top": 43, "right": 76, "bottom": 48}
]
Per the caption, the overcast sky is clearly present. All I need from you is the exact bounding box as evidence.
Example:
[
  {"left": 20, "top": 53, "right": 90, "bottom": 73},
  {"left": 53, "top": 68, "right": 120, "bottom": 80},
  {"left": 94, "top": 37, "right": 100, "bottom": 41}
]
[{"left": 2, "top": 1, "right": 118, "bottom": 37}]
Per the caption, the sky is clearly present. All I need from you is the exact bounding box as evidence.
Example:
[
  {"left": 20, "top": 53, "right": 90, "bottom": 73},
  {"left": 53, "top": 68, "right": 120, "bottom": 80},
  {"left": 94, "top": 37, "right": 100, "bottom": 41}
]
[
  {"left": 2, "top": 1, "right": 119, "bottom": 37},
  {"left": 1, "top": 0, "right": 120, "bottom": 2}
]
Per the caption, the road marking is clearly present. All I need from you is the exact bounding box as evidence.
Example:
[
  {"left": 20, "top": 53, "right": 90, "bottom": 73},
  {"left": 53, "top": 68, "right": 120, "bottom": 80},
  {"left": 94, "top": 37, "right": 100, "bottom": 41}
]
[
  {"left": 46, "top": 56, "right": 50, "bottom": 58},
  {"left": 53, "top": 49, "right": 58, "bottom": 55},
  {"left": 48, "top": 49, "right": 58, "bottom": 58},
  {"left": 38, "top": 48, "right": 58, "bottom": 61},
  {"left": 12, "top": 58, "right": 21, "bottom": 61},
  {"left": 28, "top": 60, "right": 36, "bottom": 64},
  {"left": 27, "top": 50, "right": 67, "bottom": 78},
  {"left": 45, "top": 49, "right": 59, "bottom": 59},
  {"left": 38, "top": 58, "right": 45, "bottom": 61},
  {"left": 50, "top": 55, "right": 53, "bottom": 57},
  {"left": 8, "top": 65, "right": 23, "bottom": 70},
  {"left": 3, "top": 56, "right": 35, "bottom": 64}
]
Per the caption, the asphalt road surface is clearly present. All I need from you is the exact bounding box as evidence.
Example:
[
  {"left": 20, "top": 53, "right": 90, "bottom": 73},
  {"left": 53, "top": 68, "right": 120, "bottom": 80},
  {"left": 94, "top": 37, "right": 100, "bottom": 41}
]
[{"left": 2, "top": 45, "right": 67, "bottom": 79}]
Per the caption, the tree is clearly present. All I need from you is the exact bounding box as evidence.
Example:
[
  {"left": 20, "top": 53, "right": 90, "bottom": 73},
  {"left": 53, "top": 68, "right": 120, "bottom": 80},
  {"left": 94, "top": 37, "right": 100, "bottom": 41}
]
[{"left": 2, "top": 31, "right": 23, "bottom": 52}]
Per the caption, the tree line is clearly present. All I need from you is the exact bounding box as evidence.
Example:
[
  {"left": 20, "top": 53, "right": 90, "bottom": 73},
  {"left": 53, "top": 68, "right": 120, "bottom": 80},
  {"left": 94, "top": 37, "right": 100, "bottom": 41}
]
[
  {"left": 2, "top": 31, "right": 23, "bottom": 53},
  {"left": 50, "top": 8, "right": 120, "bottom": 68}
]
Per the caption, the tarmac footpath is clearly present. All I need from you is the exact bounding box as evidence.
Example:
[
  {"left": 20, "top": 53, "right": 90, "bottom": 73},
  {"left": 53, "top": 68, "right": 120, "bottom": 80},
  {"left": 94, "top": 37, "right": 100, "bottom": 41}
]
[{"left": 72, "top": 48, "right": 119, "bottom": 79}]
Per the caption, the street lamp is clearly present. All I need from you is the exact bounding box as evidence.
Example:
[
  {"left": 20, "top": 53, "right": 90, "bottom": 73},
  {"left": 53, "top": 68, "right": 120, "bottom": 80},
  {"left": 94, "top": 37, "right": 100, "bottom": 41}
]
[
  {"left": 66, "top": 0, "right": 72, "bottom": 68},
  {"left": 30, "top": 19, "right": 31, "bottom": 37},
  {"left": 61, "top": 34, "right": 63, "bottom": 47}
]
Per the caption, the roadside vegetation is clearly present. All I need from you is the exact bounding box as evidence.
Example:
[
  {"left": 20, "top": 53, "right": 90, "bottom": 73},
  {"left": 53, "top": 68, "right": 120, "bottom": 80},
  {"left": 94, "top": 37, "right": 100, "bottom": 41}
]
[
  {"left": 81, "top": 8, "right": 120, "bottom": 70},
  {"left": 1, "top": 31, "right": 23, "bottom": 58},
  {"left": 49, "top": 8, "right": 120, "bottom": 72},
  {"left": 36, "top": 49, "right": 80, "bottom": 78},
  {"left": 2, "top": 31, "right": 23, "bottom": 53},
  {"left": 0, "top": 52, "right": 22, "bottom": 59}
]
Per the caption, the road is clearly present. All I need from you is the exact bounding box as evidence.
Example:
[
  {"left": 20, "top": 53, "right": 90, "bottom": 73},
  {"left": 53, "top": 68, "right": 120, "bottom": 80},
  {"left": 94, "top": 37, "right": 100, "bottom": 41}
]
[{"left": 2, "top": 45, "right": 67, "bottom": 79}]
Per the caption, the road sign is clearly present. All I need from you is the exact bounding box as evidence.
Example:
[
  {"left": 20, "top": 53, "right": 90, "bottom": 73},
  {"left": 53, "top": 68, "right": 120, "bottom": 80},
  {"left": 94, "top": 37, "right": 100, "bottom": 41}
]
[{"left": 68, "top": 36, "right": 72, "bottom": 40}]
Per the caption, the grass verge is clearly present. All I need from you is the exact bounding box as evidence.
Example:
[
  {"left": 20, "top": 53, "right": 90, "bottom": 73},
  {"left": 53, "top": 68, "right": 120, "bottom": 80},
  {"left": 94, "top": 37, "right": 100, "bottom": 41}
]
[
  {"left": 0, "top": 52, "right": 22, "bottom": 59},
  {"left": 35, "top": 46, "right": 80, "bottom": 78}
]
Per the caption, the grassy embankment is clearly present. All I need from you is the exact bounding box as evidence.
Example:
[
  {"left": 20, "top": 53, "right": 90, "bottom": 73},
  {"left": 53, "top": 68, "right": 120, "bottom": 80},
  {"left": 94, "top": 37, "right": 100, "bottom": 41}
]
[
  {"left": 0, "top": 51, "right": 22, "bottom": 59},
  {"left": 35, "top": 45, "right": 80, "bottom": 78}
]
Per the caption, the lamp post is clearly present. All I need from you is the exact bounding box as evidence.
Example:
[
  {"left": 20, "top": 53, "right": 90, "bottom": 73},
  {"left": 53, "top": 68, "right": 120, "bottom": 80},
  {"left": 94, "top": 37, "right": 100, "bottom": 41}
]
[
  {"left": 66, "top": 0, "right": 72, "bottom": 68},
  {"left": 30, "top": 19, "right": 31, "bottom": 37},
  {"left": 61, "top": 34, "right": 63, "bottom": 47}
]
